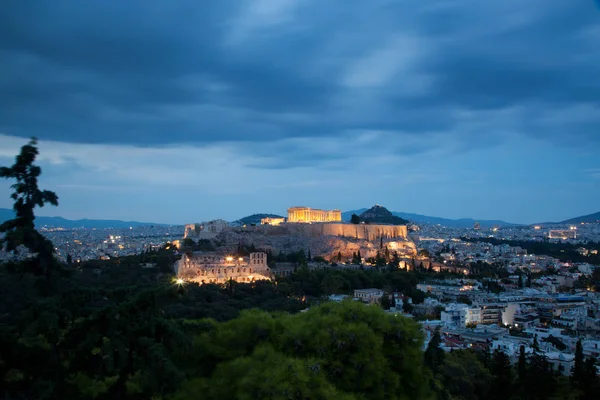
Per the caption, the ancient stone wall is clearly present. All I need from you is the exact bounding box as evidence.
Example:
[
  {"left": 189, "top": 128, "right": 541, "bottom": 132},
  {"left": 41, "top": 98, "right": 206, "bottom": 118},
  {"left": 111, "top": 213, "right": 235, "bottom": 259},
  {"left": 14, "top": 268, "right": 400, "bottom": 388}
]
[{"left": 240, "top": 223, "right": 407, "bottom": 241}]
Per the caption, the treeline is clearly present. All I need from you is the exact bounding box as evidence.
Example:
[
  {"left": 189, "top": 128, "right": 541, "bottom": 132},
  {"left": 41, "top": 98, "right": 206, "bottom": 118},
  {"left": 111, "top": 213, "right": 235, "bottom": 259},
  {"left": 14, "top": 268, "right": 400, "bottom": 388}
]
[{"left": 424, "top": 330, "right": 600, "bottom": 400}]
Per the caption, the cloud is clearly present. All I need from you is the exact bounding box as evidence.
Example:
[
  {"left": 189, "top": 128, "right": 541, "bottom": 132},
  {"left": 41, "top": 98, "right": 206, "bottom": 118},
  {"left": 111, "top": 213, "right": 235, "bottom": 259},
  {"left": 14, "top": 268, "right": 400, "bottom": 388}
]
[
  {"left": 0, "top": 0, "right": 598, "bottom": 156},
  {"left": 1, "top": 1, "right": 599, "bottom": 223}
]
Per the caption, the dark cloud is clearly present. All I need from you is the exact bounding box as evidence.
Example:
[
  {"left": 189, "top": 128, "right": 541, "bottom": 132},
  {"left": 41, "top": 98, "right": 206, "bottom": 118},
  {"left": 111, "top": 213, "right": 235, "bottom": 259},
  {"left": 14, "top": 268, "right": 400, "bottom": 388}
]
[{"left": 0, "top": 0, "right": 598, "bottom": 155}]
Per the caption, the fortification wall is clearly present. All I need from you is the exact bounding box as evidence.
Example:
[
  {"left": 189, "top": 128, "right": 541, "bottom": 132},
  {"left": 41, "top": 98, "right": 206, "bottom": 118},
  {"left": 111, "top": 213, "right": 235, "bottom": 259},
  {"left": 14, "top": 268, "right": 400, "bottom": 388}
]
[{"left": 240, "top": 223, "right": 407, "bottom": 241}]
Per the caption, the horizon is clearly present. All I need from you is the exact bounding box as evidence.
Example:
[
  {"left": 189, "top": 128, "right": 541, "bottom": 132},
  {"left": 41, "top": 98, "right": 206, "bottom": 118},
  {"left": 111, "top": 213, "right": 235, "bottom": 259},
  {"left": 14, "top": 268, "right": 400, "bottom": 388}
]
[
  {"left": 1, "top": 1, "right": 599, "bottom": 225},
  {"left": 0, "top": 204, "right": 595, "bottom": 226}
]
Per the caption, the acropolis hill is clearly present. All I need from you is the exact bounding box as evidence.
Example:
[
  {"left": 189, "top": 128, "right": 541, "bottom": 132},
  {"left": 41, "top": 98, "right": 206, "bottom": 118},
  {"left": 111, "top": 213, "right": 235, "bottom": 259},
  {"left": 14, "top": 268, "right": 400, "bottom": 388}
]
[{"left": 182, "top": 205, "right": 416, "bottom": 262}]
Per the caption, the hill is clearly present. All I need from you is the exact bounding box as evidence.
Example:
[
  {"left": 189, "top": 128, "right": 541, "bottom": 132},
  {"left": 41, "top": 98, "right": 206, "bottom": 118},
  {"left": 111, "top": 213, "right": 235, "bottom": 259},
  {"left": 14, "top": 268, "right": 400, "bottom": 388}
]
[
  {"left": 234, "top": 213, "right": 284, "bottom": 226},
  {"left": 343, "top": 208, "right": 519, "bottom": 228},
  {"left": 0, "top": 208, "right": 169, "bottom": 228},
  {"left": 560, "top": 211, "right": 600, "bottom": 224},
  {"left": 358, "top": 205, "right": 410, "bottom": 225}
]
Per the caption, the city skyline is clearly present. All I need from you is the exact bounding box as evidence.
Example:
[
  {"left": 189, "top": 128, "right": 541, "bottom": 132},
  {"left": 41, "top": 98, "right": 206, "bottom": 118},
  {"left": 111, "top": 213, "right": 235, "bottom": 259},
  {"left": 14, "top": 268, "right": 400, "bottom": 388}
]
[{"left": 1, "top": 1, "right": 599, "bottom": 224}]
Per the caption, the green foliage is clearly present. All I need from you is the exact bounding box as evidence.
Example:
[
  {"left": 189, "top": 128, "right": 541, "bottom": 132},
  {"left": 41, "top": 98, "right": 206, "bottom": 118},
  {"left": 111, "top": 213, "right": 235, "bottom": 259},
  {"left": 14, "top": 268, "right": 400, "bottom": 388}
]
[
  {"left": 350, "top": 213, "right": 360, "bottom": 224},
  {"left": 424, "top": 328, "right": 445, "bottom": 374},
  {"left": 0, "top": 137, "right": 60, "bottom": 278},
  {"left": 440, "top": 350, "right": 492, "bottom": 400},
  {"left": 173, "top": 301, "right": 433, "bottom": 400},
  {"left": 490, "top": 349, "right": 513, "bottom": 400}
]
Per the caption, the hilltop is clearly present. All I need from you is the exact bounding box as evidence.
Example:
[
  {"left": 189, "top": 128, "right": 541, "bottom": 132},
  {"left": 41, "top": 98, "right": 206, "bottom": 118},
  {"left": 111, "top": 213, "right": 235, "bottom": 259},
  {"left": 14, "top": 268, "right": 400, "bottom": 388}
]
[
  {"left": 559, "top": 211, "right": 600, "bottom": 225},
  {"left": 234, "top": 213, "right": 284, "bottom": 225},
  {"left": 342, "top": 208, "right": 519, "bottom": 228},
  {"left": 358, "top": 205, "right": 410, "bottom": 225}
]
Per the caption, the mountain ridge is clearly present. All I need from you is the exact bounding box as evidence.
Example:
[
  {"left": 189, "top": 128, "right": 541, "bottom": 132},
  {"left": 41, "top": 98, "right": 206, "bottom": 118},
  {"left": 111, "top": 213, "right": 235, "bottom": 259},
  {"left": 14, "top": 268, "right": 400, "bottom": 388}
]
[
  {"left": 559, "top": 211, "right": 600, "bottom": 225},
  {"left": 0, "top": 208, "right": 170, "bottom": 229}
]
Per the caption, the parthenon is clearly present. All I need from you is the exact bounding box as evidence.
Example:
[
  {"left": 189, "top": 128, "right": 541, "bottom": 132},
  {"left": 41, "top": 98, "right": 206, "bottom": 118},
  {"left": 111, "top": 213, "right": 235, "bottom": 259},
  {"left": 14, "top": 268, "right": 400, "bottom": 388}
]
[{"left": 287, "top": 206, "right": 342, "bottom": 223}]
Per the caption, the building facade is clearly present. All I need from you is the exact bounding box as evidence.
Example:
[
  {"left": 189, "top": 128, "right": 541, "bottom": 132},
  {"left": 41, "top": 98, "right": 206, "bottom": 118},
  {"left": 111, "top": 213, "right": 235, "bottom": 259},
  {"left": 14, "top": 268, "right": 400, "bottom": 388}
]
[
  {"left": 260, "top": 217, "right": 286, "bottom": 226},
  {"left": 441, "top": 303, "right": 482, "bottom": 327},
  {"left": 176, "top": 252, "right": 272, "bottom": 284},
  {"left": 287, "top": 207, "right": 342, "bottom": 223},
  {"left": 354, "top": 288, "right": 384, "bottom": 304},
  {"left": 184, "top": 220, "right": 229, "bottom": 239}
]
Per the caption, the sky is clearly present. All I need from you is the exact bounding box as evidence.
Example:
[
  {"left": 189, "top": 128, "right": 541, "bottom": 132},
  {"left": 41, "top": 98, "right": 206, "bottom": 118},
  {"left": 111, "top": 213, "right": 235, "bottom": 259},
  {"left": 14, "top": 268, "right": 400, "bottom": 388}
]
[{"left": 1, "top": 0, "right": 599, "bottom": 225}]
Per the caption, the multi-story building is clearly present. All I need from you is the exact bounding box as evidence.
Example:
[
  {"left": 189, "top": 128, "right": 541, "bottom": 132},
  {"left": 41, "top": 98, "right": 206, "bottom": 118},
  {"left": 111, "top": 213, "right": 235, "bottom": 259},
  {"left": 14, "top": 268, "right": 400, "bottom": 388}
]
[
  {"left": 176, "top": 252, "right": 272, "bottom": 284},
  {"left": 549, "top": 229, "right": 577, "bottom": 240},
  {"left": 354, "top": 288, "right": 384, "bottom": 304},
  {"left": 479, "top": 303, "right": 507, "bottom": 325},
  {"left": 441, "top": 303, "right": 481, "bottom": 327},
  {"left": 287, "top": 207, "right": 342, "bottom": 223}
]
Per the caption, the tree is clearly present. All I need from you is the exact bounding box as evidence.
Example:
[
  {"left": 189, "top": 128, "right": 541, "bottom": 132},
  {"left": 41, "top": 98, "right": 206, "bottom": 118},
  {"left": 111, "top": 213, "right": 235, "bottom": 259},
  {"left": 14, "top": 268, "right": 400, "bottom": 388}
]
[
  {"left": 337, "top": 251, "right": 342, "bottom": 262},
  {"left": 490, "top": 349, "right": 513, "bottom": 400},
  {"left": 572, "top": 339, "right": 584, "bottom": 385},
  {"left": 424, "top": 328, "right": 445, "bottom": 373},
  {"left": 440, "top": 350, "right": 492, "bottom": 400},
  {"left": 66, "top": 254, "right": 73, "bottom": 265},
  {"left": 380, "top": 293, "right": 392, "bottom": 310},
  {"left": 307, "top": 249, "right": 312, "bottom": 261},
  {"left": 174, "top": 301, "right": 434, "bottom": 400},
  {"left": 517, "top": 345, "right": 527, "bottom": 389},
  {"left": 527, "top": 337, "right": 557, "bottom": 400},
  {"left": 350, "top": 214, "right": 360, "bottom": 224},
  {"left": 518, "top": 271, "right": 524, "bottom": 289},
  {"left": 0, "top": 138, "right": 59, "bottom": 278}
]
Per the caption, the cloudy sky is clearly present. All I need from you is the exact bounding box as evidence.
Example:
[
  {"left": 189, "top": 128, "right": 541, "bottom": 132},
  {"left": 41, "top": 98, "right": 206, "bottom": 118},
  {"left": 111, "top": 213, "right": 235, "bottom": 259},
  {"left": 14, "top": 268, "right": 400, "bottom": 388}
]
[{"left": 1, "top": 0, "right": 599, "bottom": 224}]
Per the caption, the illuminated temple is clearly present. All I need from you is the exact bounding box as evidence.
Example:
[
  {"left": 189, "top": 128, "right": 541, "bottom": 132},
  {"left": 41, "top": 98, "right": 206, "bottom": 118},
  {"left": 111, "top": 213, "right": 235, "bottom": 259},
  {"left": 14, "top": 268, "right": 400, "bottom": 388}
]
[{"left": 287, "top": 207, "right": 342, "bottom": 223}]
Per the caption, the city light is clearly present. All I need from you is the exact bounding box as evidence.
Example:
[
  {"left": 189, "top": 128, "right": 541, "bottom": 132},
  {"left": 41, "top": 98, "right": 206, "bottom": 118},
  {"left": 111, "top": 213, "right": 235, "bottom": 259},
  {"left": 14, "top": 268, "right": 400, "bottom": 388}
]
[
  {"left": 172, "top": 277, "right": 185, "bottom": 286},
  {"left": 226, "top": 256, "right": 233, "bottom": 262},
  {"left": 238, "top": 257, "right": 243, "bottom": 261}
]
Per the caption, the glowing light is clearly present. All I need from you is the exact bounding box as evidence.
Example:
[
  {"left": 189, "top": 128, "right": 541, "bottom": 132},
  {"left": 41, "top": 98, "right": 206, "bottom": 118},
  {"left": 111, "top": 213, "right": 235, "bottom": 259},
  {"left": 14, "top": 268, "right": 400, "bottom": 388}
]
[
  {"left": 173, "top": 277, "right": 185, "bottom": 286},
  {"left": 238, "top": 257, "right": 243, "bottom": 261},
  {"left": 534, "top": 226, "right": 541, "bottom": 230},
  {"left": 226, "top": 256, "right": 233, "bottom": 262}
]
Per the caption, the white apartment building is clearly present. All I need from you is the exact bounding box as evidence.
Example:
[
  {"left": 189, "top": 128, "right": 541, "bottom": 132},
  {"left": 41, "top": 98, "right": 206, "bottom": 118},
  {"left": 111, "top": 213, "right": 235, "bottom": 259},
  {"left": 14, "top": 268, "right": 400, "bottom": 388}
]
[{"left": 441, "top": 303, "right": 481, "bottom": 327}]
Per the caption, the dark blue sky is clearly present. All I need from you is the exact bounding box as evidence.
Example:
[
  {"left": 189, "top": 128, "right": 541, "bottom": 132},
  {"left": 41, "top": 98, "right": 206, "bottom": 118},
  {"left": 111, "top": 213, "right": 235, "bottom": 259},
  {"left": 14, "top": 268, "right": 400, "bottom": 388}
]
[{"left": 1, "top": 0, "right": 599, "bottom": 224}]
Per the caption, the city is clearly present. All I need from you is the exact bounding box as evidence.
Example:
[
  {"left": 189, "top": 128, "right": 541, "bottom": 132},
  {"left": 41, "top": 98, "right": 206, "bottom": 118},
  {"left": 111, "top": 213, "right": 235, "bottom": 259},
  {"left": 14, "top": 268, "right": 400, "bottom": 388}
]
[{"left": 1, "top": 1, "right": 599, "bottom": 399}]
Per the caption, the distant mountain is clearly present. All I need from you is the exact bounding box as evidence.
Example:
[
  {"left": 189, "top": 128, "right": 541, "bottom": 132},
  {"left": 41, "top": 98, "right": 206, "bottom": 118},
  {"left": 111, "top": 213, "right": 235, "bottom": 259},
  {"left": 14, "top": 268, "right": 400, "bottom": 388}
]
[
  {"left": 559, "top": 211, "right": 600, "bottom": 224},
  {"left": 0, "top": 208, "right": 169, "bottom": 229},
  {"left": 343, "top": 207, "right": 519, "bottom": 228},
  {"left": 358, "top": 205, "right": 410, "bottom": 225},
  {"left": 234, "top": 213, "right": 284, "bottom": 226}
]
